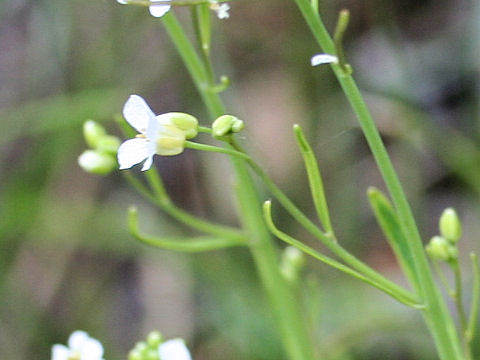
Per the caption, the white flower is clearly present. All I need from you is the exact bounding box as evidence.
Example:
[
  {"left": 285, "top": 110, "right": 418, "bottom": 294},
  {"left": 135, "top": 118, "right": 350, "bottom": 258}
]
[
  {"left": 158, "top": 339, "right": 192, "bottom": 360},
  {"left": 310, "top": 54, "right": 338, "bottom": 66},
  {"left": 116, "top": 0, "right": 171, "bottom": 18},
  {"left": 51, "top": 331, "right": 104, "bottom": 360},
  {"left": 209, "top": 1, "right": 230, "bottom": 19},
  {"left": 117, "top": 95, "right": 187, "bottom": 171}
]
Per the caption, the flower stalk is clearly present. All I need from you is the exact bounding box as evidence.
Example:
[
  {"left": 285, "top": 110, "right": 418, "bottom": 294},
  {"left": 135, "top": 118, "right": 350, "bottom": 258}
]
[
  {"left": 293, "top": 0, "right": 464, "bottom": 358},
  {"left": 160, "top": 11, "right": 316, "bottom": 360}
]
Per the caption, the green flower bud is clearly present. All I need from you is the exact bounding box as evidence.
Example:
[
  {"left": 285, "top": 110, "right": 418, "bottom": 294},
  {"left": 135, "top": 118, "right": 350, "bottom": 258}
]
[
  {"left": 439, "top": 207, "right": 462, "bottom": 244},
  {"left": 134, "top": 341, "right": 148, "bottom": 355},
  {"left": 163, "top": 112, "right": 199, "bottom": 139},
  {"left": 128, "top": 349, "right": 143, "bottom": 360},
  {"left": 426, "top": 236, "right": 454, "bottom": 262},
  {"left": 212, "top": 115, "right": 244, "bottom": 139},
  {"left": 145, "top": 348, "right": 160, "bottom": 360},
  {"left": 78, "top": 150, "right": 117, "bottom": 175},
  {"left": 155, "top": 124, "right": 186, "bottom": 156},
  {"left": 280, "top": 246, "right": 305, "bottom": 282},
  {"left": 146, "top": 331, "right": 163, "bottom": 349},
  {"left": 83, "top": 120, "right": 107, "bottom": 149},
  {"left": 96, "top": 135, "right": 121, "bottom": 155}
]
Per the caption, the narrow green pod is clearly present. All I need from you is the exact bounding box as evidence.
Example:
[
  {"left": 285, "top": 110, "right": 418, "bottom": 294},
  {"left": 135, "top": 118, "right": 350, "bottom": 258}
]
[{"left": 367, "top": 187, "right": 419, "bottom": 290}]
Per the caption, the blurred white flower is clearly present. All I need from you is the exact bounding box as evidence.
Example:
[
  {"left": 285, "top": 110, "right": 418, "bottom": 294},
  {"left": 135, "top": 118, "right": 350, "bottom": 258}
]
[
  {"left": 310, "top": 54, "right": 338, "bottom": 66},
  {"left": 209, "top": 1, "right": 230, "bottom": 19},
  {"left": 78, "top": 150, "right": 117, "bottom": 175},
  {"left": 116, "top": 0, "right": 171, "bottom": 18},
  {"left": 158, "top": 339, "right": 192, "bottom": 360},
  {"left": 51, "top": 331, "right": 104, "bottom": 360},
  {"left": 117, "top": 95, "right": 186, "bottom": 171}
]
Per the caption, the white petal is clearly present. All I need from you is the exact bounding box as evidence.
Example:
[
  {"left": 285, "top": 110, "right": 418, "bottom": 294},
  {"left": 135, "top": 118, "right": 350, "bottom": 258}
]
[
  {"left": 141, "top": 155, "right": 154, "bottom": 171},
  {"left": 123, "top": 95, "right": 157, "bottom": 134},
  {"left": 51, "top": 345, "right": 70, "bottom": 360},
  {"left": 155, "top": 113, "right": 174, "bottom": 126},
  {"left": 215, "top": 4, "right": 230, "bottom": 19},
  {"left": 149, "top": 4, "right": 171, "bottom": 17},
  {"left": 158, "top": 339, "right": 192, "bottom": 360},
  {"left": 310, "top": 54, "right": 338, "bottom": 66},
  {"left": 80, "top": 338, "right": 104, "bottom": 360},
  {"left": 118, "top": 138, "right": 154, "bottom": 170},
  {"left": 68, "top": 331, "right": 89, "bottom": 351}
]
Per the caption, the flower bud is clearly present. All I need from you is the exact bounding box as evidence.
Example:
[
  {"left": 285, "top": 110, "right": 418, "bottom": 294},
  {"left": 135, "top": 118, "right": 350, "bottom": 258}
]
[
  {"left": 78, "top": 150, "right": 117, "bottom": 175},
  {"left": 147, "top": 331, "right": 163, "bottom": 349},
  {"left": 155, "top": 125, "right": 186, "bottom": 156},
  {"left": 160, "top": 113, "right": 199, "bottom": 139},
  {"left": 128, "top": 349, "right": 143, "bottom": 360},
  {"left": 212, "top": 115, "right": 244, "bottom": 139},
  {"left": 96, "top": 135, "right": 121, "bottom": 155},
  {"left": 133, "top": 341, "right": 148, "bottom": 355},
  {"left": 280, "top": 246, "right": 305, "bottom": 282},
  {"left": 426, "top": 236, "right": 455, "bottom": 262},
  {"left": 439, "top": 207, "right": 462, "bottom": 244},
  {"left": 83, "top": 120, "right": 107, "bottom": 149},
  {"left": 145, "top": 348, "right": 160, "bottom": 360}
]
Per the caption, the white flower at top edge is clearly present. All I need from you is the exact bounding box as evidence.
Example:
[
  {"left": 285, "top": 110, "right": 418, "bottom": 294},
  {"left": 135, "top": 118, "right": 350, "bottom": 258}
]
[
  {"left": 209, "top": 1, "right": 230, "bottom": 19},
  {"left": 158, "top": 339, "right": 192, "bottom": 360},
  {"left": 51, "top": 331, "right": 104, "bottom": 360},
  {"left": 116, "top": 0, "right": 171, "bottom": 18},
  {"left": 310, "top": 54, "right": 338, "bottom": 66},
  {"left": 117, "top": 95, "right": 187, "bottom": 171}
]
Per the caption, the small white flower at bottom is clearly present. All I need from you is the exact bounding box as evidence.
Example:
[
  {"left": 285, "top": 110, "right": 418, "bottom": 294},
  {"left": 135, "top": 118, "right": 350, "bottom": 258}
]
[
  {"left": 310, "top": 54, "right": 338, "bottom": 66},
  {"left": 158, "top": 339, "right": 192, "bottom": 360},
  {"left": 51, "top": 331, "right": 104, "bottom": 360}
]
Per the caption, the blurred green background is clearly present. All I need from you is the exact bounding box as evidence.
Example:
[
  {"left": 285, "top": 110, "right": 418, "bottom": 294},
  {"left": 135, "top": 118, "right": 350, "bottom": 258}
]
[{"left": 1, "top": 0, "right": 479, "bottom": 359}]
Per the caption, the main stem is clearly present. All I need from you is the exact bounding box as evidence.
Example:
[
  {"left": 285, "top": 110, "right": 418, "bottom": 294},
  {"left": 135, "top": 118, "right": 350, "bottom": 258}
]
[
  {"left": 293, "top": 1, "right": 463, "bottom": 358},
  {"left": 162, "top": 13, "right": 315, "bottom": 360}
]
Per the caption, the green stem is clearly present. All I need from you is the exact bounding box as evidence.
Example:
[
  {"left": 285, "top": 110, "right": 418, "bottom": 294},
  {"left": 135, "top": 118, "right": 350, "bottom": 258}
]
[
  {"left": 293, "top": 1, "right": 464, "bottom": 358},
  {"left": 128, "top": 206, "right": 246, "bottom": 252},
  {"left": 191, "top": 4, "right": 215, "bottom": 85},
  {"left": 433, "top": 261, "right": 455, "bottom": 297},
  {"left": 231, "top": 138, "right": 420, "bottom": 305},
  {"left": 184, "top": 140, "right": 250, "bottom": 159},
  {"left": 233, "top": 158, "right": 315, "bottom": 360},
  {"left": 450, "top": 260, "right": 472, "bottom": 360},
  {"left": 467, "top": 253, "right": 479, "bottom": 342},
  {"left": 198, "top": 126, "right": 212, "bottom": 133},
  {"left": 162, "top": 12, "right": 315, "bottom": 360},
  {"left": 264, "top": 201, "right": 423, "bottom": 308},
  {"left": 162, "top": 13, "right": 225, "bottom": 116},
  {"left": 123, "top": 171, "right": 244, "bottom": 241}
]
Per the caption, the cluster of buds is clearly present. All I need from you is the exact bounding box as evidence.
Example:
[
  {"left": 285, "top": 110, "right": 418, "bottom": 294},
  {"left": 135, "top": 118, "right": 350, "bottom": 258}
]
[
  {"left": 128, "top": 331, "right": 192, "bottom": 360},
  {"left": 211, "top": 114, "right": 244, "bottom": 140},
  {"left": 426, "top": 208, "right": 462, "bottom": 262},
  {"left": 78, "top": 120, "right": 121, "bottom": 175}
]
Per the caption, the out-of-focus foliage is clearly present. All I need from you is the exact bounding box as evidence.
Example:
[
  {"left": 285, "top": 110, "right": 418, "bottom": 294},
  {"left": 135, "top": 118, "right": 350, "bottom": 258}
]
[{"left": 0, "top": 0, "right": 479, "bottom": 359}]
